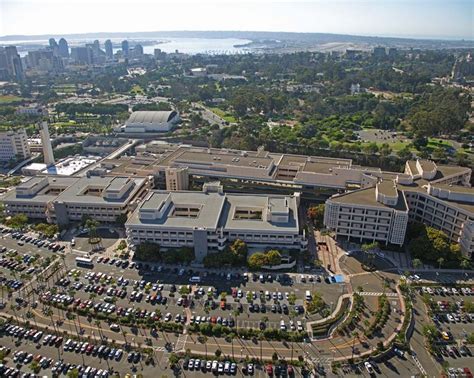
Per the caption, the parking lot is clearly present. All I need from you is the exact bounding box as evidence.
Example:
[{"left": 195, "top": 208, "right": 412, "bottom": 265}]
[
  {"left": 414, "top": 284, "right": 474, "bottom": 376},
  {"left": 51, "top": 254, "right": 347, "bottom": 333}
]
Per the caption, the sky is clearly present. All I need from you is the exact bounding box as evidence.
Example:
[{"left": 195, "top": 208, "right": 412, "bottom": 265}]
[{"left": 0, "top": 0, "right": 473, "bottom": 40}]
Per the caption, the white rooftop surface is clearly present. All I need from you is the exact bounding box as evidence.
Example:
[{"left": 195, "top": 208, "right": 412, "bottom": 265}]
[
  {"left": 23, "top": 162, "right": 47, "bottom": 171},
  {"left": 42, "top": 156, "right": 100, "bottom": 176}
]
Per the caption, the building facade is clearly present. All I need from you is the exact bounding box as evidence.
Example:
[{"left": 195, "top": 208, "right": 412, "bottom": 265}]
[
  {"left": 2, "top": 176, "right": 149, "bottom": 226},
  {"left": 324, "top": 159, "right": 473, "bottom": 257},
  {"left": 165, "top": 167, "right": 189, "bottom": 191},
  {"left": 126, "top": 184, "right": 307, "bottom": 262},
  {"left": 0, "top": 129, "right": 31, "bottom": 162}
]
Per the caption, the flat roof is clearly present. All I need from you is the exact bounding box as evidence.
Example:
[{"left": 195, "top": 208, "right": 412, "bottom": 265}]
[
  {"left": 418, "top": 159, "right": 437, "bottom": 172},
  {"left": 172, "top": 150, "right": 273, "bottom": 169},
  {"left": 130, "top": 191, "right": 225, "bottom": 229},
  {"left": 42, "top": 156, "right": 100, "bottom": 176},
  {"left": 127, "top": 191, "right": 300, "bottom": 233},
  {"left": 330, "top": 187, "right": 407, "bottom": 211},
  {"left": 222, "top": 194, "right": 298, "bottom": 232},
  {"left": 54, "top": 176, "right": 145, "bottom": 204},
  {"left": 378, "top": 180, "right": 398, "bottom": 197},
  {"left": 432, "top": 184, "right": 474, "bottom": 195},
  {"left": 2, "top": 177, "right": 78, "bottom": 204}
]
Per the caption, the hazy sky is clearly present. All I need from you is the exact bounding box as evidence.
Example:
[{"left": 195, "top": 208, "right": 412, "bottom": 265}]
[{"left": 1, "top": 0, "right": 473, "bottom": 39}]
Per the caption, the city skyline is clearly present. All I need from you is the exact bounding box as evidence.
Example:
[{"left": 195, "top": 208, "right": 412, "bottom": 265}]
[{"left": 0, "top": 0, "right": 473, "bottom": 41}]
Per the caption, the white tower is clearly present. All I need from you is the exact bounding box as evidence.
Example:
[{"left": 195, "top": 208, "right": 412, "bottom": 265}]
[{"left": 39, "top": 121, "right": 55, "bottom": 166}]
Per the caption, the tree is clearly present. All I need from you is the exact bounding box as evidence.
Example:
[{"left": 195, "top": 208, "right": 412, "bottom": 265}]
[
  {"left": 307, "top": 204, "right": 325, "bottom": 228},
  {"left": 361, "top": 242, "right": 379, "bottom": 268},
  {"left": 229, "top": 239, "right": 248, "bottom": 263},
  {"left": 117, "top": 240, "right": 127, "bottom": 251},
  {"left": 460, "top": 259, "right": 470, "bottom": 275},
  {"left": 5, "top": 214, "right": 28, "bottom": 229},
  {"left": 412, "top": 258, "right": 422, "bottom": 272},
  {"left": 437, "top": 257, "right": 445, "bottom": 270},
  {"left": 34, "top": 223, "right": 58, "bottom": 238},
  {"left": 134, "top": 242, "right": 160, "bottom": 261},
  {"left": 116, "top": 213, "right": 128, "bottom": 225},
  {"left": 266, "top": 250, "right": 282, "bottom": 266}
]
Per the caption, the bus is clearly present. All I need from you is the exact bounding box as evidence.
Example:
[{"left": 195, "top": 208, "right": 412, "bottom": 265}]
[
  {"left": 75, "top": 256, "right": 94, "bottom": 268},
  {"left": 189, "top": 276, "right": 201, "bottom": 283}
]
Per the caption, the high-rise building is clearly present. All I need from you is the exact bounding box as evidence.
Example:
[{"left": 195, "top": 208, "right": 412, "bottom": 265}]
[
  {"left": 70, "top": 47, "right": 93, "bottom": 65},
  {"left": 4, "top": 46, "right": 24, "bottom": 81},
  {"left": 372, "top": 46, "right": 387, "bottom": 58},
  {"left": 165, "top": 167, "right": 189, "bottom": 191},
  {"left": 49, "top": 38, "right": 58, "bottom": 48},
  {"left": 105, "top": 39, "right": 113, "bottom": 59},
  {"left": 93, "top": 40, "right": 100, "bottom": 54},
  {"left": 58, "top": 38, "right": 69, "bottom": 58},
  {"left": 133, "top": 44, "right": 144, "bottom": 57},
  {"left": 121, "top": 40, "right": 129, "bottom": 58},
  {"left": 39, "top": 122, "right": 55, "bottom": 166},
  {"left": 0, "top": 129, "right": 31, "bottom": 162}
]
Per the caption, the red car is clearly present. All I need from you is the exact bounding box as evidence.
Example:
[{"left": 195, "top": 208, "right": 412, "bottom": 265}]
[{"left": 266, "top": 364, "right": 273, "bottom": 375}]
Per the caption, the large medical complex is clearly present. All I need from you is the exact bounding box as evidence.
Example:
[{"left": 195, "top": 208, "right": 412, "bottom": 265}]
[{"left": 2, "top": 140, "right": 473, "bottom": 258}]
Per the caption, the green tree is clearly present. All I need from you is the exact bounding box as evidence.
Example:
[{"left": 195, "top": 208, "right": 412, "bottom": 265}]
[
  {"left": 5, "top": 214, "right": 28, "bottom": 229},
  {"left": 134, "top": 242, "right": 161, "bottom": 261},
  {"left": 307, "top": 204, "right": 325, "bottom": 228}
]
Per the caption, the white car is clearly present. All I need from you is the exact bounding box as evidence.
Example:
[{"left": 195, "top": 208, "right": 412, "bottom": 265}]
[
  {"left": 109, "top": 324, "right": 120, "bottom": 331},
  {"left": 364, "top": 361, "right": 374, "bottom": 374}
]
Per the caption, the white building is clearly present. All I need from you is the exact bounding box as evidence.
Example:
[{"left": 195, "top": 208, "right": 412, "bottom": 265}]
[
  {"left": 324, "top": 181, "right": 409, "bottom": 246},
  {"left": 116, "top": 111, "right": 180, "bottom": 133},
  {"left": 39, "top": 122, "right": 55, "bottom": 166},
  {"left": 126, "top": 184, "right": 307, "bottom": 262},
  {"left": 0, "top": 129, "right": 31, "bottom": 162},
  {"left": 2, "top": 176, "right": 149, "bottom": 226},
  {"left": 324, "top": 159, "right": 473, "bottom": 257}
]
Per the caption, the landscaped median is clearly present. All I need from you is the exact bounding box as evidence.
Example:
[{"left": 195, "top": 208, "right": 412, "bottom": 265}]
[{"left": 310, "top": 295, "right": 352, "bottom": 339}]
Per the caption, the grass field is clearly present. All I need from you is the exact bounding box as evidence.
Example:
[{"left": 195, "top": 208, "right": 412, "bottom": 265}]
[
  {"left": 130, "top": 85, "right": 145, "bottom": 95},
  {"left": 53, "top": 84, "right": 76, "bottom": 94},
  {"left": 209, "top": 107, "right": 237, "bottom": 123},
  {"left": 0, "top": 95, "right": 23, "bottom": 104}
]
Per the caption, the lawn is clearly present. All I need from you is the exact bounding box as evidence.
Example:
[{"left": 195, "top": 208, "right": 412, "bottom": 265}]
[
  {"left": 53, "top": 84, "right": 76, "bottom": 94},
  {"left": 209, "top": 107, "right": 237, "bottom": 123},
  {"left": 0, "top": 95, "right": 23, "bottom": 104},
  {"left": 130, "top": 85, "right": 145, "bottom": 95}
]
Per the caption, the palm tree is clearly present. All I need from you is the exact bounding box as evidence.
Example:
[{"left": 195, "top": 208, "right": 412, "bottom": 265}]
[
  {"left": 9, "top": 303, "right": 19, "bottom": 325},
  {"left": 351, "top": 331, "right": 360, "bottom": 359},
  {"left": 460, "top": 259, "right": 470, "bottom": 276},
  {"left": 258, "top": 334, "right": 265, "bottom": 362},
  {"left": 437, "top": 257, "right": 445, "bottom": 270},
  {"left": 412, "top": 258, "right": 422, "bottom": 274},
  {"left": 232, "top": 309, "right": 240, "bottom": 332}
]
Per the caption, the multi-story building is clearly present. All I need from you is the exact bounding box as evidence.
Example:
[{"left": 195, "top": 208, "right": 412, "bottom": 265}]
[
  {"left": 121, "top": 40, "right": 129, "bottom": 58},
  {"left": 2, "top": 176, "right": 149, "bottom": 226},
  {"left": 70, "top": 47, "right": 93, "bottom": 65},
  {"left": 0, "top": 129, "right": 31, "bottom": 162},
  {"left": 165, "top": 167, "right": 189, "bottom": 191},
  {"left": 324, "top": 159, "right": 473, "bottom": 257},
  {"left": 104, "top": 40, "right": 113, "bottom": 60},
  {"left": 126, "top": 183, "right": 307, "bottom": 262},
  {"left": 58, "top": 38, "right": 69, "bottom": 58},
  {"left": 324, "top": 181, "right": 409, "bottom": 246}
]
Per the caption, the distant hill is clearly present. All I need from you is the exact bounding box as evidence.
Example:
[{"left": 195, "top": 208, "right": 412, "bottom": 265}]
[{"left": 1, "top": 30, "right": 472, "bottom": 49}]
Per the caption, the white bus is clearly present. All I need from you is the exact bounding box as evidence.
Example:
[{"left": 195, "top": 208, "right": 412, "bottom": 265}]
[
  {"left": 75, "top": 256, "right": 93, "bottom": 268},
  {"left": 189, "top": 276, "right": 201, "bottom": 283}
]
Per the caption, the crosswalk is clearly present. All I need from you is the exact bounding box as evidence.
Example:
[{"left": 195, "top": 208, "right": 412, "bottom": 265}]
[
  {"left": 175, "top": 334, "right": 188, "bottom": 352},
  {"left": 357, "top": 292, "right": 398, "bottom": 297},
  {"left": 411, "top": 353, "right": 427, "bottom": 376}
]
